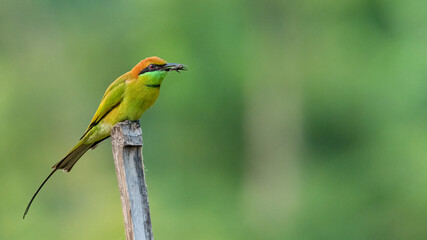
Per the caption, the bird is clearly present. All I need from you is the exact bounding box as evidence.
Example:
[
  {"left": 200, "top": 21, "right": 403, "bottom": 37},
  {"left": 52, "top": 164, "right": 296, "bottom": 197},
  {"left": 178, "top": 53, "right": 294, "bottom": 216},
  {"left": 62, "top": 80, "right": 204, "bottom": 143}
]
[{"left": 23, "top": 56, "right": 187, "bottom": 218}]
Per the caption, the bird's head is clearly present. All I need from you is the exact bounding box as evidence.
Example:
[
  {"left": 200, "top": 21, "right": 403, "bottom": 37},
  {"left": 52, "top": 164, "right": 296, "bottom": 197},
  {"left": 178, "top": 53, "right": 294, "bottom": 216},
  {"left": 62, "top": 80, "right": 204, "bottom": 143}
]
[{"left": 131, "top": 56, "right": 187, "bottom": 87}]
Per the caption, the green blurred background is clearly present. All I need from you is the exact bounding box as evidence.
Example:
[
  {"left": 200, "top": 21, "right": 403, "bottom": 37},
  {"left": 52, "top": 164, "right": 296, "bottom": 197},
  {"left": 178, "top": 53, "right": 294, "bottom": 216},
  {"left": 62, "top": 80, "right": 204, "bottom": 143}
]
[{"left": 2, "top": 0, "right": 427, "bottom": 239}]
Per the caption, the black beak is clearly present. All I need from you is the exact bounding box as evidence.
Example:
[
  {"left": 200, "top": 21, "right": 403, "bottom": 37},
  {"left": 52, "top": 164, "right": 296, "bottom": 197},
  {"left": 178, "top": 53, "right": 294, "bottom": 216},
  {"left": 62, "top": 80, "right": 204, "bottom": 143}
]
[{"left": 161, "top": 63, "right": 188, "bottom": 72}]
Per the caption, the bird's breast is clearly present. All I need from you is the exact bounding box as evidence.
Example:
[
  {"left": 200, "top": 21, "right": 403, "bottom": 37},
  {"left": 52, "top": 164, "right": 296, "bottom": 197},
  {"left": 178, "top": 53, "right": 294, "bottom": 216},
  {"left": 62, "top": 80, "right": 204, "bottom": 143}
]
[{"left": 124, "top": 82, "right": 160, "bottom": 120}]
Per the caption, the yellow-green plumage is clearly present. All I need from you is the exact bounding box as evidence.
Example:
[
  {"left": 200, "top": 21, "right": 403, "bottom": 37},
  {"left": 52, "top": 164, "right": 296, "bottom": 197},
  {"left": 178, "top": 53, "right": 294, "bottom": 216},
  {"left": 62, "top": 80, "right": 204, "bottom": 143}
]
[
  {"left": 24, "top": 56, "right": 186, "bottom": 218},
  {"left": 55, "top": 60, "right": 168, "bottom": 172}
]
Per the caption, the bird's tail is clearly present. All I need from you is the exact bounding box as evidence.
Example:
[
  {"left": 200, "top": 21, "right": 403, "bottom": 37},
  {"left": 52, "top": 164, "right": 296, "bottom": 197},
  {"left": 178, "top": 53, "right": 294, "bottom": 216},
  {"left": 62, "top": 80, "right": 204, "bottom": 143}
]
[
  {"left": 52, "top": 142, "right": 92, "bottom": 172},
  {"left": 23, "top": 142, "right": 92, "bottom": 219}
]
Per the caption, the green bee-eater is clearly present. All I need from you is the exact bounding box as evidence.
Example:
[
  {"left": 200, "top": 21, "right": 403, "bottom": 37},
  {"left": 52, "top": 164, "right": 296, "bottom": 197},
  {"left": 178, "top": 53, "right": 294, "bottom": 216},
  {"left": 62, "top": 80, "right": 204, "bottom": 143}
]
[{"left": 23, "top": 56, "right": 187, "bottom": 218}]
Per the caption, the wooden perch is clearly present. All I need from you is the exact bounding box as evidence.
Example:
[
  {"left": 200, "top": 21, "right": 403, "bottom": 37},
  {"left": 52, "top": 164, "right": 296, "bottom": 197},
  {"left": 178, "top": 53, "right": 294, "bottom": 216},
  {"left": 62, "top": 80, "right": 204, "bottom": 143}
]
[{"left": 111, "top": 120, "right": 154, "bottom": 240}]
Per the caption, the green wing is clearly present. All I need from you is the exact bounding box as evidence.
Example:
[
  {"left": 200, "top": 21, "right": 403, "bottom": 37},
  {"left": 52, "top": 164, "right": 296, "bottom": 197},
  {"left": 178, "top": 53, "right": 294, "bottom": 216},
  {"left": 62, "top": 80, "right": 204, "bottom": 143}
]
[{"left": 80, "top": 75, "right": 127, "bottom": 139}]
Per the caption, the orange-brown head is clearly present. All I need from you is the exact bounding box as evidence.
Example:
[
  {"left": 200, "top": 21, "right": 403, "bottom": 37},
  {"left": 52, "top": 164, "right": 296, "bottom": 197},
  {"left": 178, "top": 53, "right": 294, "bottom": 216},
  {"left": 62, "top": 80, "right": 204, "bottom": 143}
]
[
  {"left": 130, "top": 56, "right": 167, "bottom": 77},
  {"left": 128, "top": 56, "right": 187, "bottom": 88},
  {"left": 130, "top": 56, "right": 186, "bottom": 78}
]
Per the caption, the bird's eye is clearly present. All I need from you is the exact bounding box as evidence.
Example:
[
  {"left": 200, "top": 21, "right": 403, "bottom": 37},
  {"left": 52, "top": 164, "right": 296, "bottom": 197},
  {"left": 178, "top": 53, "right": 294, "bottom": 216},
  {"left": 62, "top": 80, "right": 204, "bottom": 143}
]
[{"left": 149, "top": 64, "right": 155, "bottom": 70}]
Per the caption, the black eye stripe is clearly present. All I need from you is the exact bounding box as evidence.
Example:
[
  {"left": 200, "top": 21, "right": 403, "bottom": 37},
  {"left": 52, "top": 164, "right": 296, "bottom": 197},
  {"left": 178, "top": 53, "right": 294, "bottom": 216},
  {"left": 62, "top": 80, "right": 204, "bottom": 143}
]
[{"left": 139, "top": 64, "right": 165, "bottom": 75}]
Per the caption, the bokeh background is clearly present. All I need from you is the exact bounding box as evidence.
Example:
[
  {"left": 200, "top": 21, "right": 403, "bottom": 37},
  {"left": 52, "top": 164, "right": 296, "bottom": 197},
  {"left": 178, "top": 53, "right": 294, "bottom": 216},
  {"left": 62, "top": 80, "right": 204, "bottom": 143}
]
[{"left": 1, "top": 0, "right": 427, "bottom": 239}]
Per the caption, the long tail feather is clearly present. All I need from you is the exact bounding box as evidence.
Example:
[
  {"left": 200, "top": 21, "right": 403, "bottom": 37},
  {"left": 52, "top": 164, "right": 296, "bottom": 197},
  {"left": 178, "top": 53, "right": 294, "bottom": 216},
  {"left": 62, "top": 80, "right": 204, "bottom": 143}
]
[
  {"left": 23, "top": 169, "right": 57, "bottom": 219},
  {"left": 23, "top": 143, "right": 92, "bottom": 219}
]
